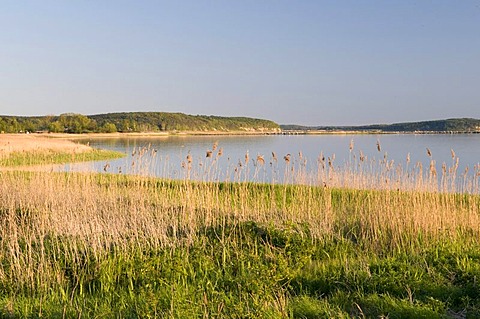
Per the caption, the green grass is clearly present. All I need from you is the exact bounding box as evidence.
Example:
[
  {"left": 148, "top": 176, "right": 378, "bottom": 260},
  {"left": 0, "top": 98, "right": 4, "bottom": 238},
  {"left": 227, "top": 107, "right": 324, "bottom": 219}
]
[
  {"left": 0, "top": 221, "right": 479, "bottom": 318},
  {"left": 0, "top": 167, "right": 479, "bottom": 317},
  {"left": 0, "top": 149, "right": 125, "bottom": 167}
]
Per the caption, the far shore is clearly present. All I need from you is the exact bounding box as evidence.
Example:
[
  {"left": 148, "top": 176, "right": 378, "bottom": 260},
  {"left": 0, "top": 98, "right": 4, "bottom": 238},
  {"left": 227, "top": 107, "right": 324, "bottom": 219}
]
[
  {"left": 27, "top": 129, "right": 480, "bottom": 140},
  {"left": 33, "top": 130, "right": 282, "bottom": 140},
  {"left": 2, "top": 129, "right": 478, "bottom": 152},
  {"left": 19, "top": 131, "right": 378, "bottom": 141}
]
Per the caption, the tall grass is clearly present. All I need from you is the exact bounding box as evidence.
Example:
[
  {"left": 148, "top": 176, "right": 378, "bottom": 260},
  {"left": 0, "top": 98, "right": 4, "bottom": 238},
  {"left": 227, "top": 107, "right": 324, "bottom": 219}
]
[
  {"left": 0, "top": 149, "right": 124, "bottom": 167},
  {"left": 0, "top": 143, "right": 479, "bottom": 317},
  {"left": 106, "top": 141, "right": 480, "bottom": 194}
]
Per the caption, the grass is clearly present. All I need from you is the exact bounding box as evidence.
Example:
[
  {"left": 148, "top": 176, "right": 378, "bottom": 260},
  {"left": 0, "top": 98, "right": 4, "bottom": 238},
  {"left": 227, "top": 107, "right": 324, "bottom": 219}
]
[
  {"left": 0, "top": 149, "right": 124, "bottom": 167},
  {"left": 0, "top": 144, "right": 479, "bottom": 318}
]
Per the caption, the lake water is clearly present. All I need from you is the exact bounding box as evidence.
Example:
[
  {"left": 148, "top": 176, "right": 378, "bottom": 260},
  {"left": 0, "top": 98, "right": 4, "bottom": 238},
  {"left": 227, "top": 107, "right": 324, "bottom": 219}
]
[{"left": 63, "top": 134, "right": 480, "bottom": 192}]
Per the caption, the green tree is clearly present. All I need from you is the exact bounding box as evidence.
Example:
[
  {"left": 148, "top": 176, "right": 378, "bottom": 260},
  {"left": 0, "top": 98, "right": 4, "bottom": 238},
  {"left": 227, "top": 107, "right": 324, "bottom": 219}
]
[
  {"left": 48, "top": 121, "right": 64, "bottom": 133},
  {"left": 100, "top": 122, "right": 118, "bottom": 133},
  {"left": 23, "top": 120, "right": 36, "bottom": 133},
  {"left": 6, "top": 118, "right": 20, "bottom": 133},
  {"left": 59, "top": 114, "right": 96, "bottom": 133},
  {"left": 0, "top": 117, "right": 6, "bottom": 133},
  {"left": 120, "top": 119, "right": 133, "bottom": 132}
]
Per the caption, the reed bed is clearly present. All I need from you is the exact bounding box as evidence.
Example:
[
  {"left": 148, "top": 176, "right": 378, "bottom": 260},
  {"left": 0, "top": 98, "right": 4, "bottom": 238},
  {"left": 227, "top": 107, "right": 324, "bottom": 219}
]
[
  {"left": 0, "top": 148, "right": 124, "bottom": 168},
  {"left": 0, "top": 143, "right": 479, "bottom": 317}
]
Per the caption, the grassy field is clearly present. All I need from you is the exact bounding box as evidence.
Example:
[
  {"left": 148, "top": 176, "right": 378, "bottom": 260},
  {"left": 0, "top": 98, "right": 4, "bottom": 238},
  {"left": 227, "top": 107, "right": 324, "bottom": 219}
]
[
  {"left": 0, "top": 146, "right": 479, "bottom": 318},
  {"left": 0, "top": 149, "right": 124, "bottom": 167}
]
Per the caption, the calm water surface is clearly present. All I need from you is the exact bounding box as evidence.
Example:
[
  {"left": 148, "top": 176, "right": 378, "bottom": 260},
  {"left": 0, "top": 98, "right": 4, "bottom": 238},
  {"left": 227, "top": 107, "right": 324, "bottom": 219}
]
[{"left": 62, "top": 134, "right": 480, "bottom": 189}]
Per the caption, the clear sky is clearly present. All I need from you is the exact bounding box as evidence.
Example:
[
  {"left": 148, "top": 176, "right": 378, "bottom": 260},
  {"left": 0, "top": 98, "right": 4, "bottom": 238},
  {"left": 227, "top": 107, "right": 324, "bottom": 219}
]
[{"left": 1, "top": 1, "right": 479, "bottom": 126}]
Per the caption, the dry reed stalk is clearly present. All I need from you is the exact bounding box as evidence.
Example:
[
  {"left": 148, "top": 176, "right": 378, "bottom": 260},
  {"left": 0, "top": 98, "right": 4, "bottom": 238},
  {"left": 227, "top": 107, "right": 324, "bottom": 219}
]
[
  {"left": 1, "top": 143, "right": 479, "bottom": 293},
  {"left": 256, "top": 155, "right": 265, "bottom": 166}
]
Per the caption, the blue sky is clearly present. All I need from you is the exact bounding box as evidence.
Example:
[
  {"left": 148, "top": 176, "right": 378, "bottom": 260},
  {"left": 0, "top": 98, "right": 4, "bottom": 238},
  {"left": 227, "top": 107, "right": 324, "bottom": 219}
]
[{"left": 1, "top": 1, "right": 479, "bottom": 125}]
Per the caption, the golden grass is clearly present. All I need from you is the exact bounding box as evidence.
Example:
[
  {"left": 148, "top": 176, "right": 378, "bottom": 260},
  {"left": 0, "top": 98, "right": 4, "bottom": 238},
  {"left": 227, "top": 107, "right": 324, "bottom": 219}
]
[
  {"left": 0, "top": 170, "right": 479, "bottom": 292},
  {"left": 0, "top": 134, "right": 91, "bottom": 155},
  {"left": 0, "top": 141, "right": 479, "bottom": 294}
]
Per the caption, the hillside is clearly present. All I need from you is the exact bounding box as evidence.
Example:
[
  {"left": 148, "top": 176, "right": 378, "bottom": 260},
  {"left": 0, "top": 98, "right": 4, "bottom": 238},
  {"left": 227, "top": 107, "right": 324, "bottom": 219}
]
[
  {"left": 0, "top": 112, "right": 280, "bottom": 134},
  {"left": 281, "top": 118, "right": 480, "bottom": 133}
]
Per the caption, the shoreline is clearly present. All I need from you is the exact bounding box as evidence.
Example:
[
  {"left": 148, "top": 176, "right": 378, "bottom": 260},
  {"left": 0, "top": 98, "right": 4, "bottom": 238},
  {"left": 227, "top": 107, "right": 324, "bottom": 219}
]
[
  {"left": 9, "top": 129, "right": 480, "bottom": 141},
  {"left": 34, "top": 131, "right": 280, "bottom": 140},
  {"left": 2, "top": 129, "right": 479, "bottom": 156}
]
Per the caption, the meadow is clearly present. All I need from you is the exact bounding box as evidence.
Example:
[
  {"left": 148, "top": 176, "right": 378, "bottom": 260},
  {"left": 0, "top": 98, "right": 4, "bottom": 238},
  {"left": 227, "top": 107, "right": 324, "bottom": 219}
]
[{"left": 0, "top": 141, "right": 479, "bottom": 318}]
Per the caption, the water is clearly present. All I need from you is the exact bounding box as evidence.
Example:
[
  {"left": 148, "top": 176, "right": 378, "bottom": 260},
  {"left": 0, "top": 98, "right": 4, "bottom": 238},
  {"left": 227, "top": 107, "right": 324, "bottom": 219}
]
[{"left": 61, "top": 134, "right": 480, "bottom": 191}]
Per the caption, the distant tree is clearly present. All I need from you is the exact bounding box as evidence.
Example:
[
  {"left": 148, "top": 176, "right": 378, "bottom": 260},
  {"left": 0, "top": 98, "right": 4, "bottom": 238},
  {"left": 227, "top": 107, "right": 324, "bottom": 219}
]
[
  {"left": 23, "top": 120, "right": 36, "bottom": 133},
  {"left": 41, "top": 115, "right": 55, "bottom": 131},
  {"left": 48, "top": 121, "right": 64, "bottom": 133},
  {"left": 59, "top": 114, "right": 96, "bottom": 133},
  {"left": 4, "top": 112, "right": 281, "bottom": 134},
  {"left": 120, "top": 119, "right": 134, "bottom": 132},
  {"left": 7, "top": 118, "right": 20, "bottom": 133},
  {"left": 0, "top": 117, "right": 6, "bottom": 133},
  {"left": 100, "top": 122, "right": 118, "bottom": 133}
]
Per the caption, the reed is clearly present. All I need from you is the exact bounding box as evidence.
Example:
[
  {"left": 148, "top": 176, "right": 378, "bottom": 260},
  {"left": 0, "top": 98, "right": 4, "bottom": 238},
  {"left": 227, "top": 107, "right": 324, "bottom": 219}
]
[
  {"left": 0, "top": 149, "right": 124, "bottom": 167},
  {"left": 0, "top": 143, "right": 479, "bottom": 317}
]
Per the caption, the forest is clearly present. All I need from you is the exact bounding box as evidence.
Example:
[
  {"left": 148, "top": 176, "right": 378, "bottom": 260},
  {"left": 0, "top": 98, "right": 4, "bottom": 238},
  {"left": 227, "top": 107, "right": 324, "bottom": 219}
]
[
  {"left": 0, "top": 112, "right": 280, "bottom": 134},
  {"left": 281, "top": 118, "right": 480, "bottom": 133}
]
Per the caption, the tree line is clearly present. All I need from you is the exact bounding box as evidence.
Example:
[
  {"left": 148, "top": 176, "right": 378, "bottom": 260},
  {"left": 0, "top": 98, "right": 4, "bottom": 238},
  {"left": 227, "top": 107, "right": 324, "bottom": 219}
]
[
  {"left": 281, "top": 118, "right": 480, "bottom": 133},
  {"left": 0, "top": 112, "right": 280, "bottom": 134}
]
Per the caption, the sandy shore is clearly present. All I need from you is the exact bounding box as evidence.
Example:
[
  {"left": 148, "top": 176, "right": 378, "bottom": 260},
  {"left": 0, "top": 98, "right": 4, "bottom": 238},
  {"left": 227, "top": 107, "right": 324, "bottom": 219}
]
[
  {"left": 43, "top": 130, "right": 281, "bottom": 140},
  {"left": 0, "top": 134, "right": 92, "bottom": 156}
]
